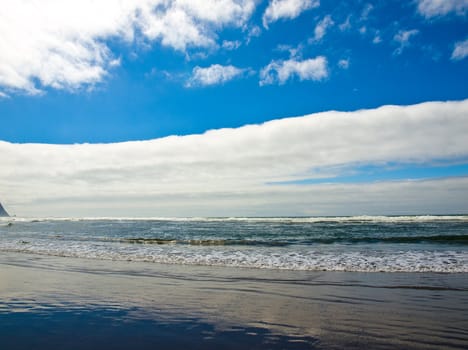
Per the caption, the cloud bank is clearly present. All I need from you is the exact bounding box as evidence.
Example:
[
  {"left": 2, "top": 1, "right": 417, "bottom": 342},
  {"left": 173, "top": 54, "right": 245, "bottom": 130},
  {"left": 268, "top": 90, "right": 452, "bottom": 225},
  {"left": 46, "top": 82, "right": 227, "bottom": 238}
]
[
  {"left": 0, "top": 0, "right": 255, "bottom": 94},
  {"left": 1, "top": 100, "right": 468, "bottom": 216}
]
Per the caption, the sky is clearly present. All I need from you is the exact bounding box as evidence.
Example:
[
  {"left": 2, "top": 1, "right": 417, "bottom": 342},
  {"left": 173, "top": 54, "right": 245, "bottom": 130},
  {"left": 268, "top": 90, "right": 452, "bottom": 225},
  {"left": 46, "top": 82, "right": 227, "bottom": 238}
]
[{"left": 0, "top": 0, "right": 468, "bottom": 217}]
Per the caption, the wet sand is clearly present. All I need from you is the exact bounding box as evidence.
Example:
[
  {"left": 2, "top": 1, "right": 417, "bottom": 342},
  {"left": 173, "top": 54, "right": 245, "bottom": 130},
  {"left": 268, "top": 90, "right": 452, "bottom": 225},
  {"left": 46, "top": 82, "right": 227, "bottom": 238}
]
[{"left": 0, "top": 252, "right": 467, "bottom": 349}]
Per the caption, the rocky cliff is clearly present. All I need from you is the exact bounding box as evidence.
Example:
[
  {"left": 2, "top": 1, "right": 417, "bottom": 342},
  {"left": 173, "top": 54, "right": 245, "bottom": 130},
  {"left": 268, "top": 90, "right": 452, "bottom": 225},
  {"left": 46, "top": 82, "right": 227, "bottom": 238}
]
[{"left": 0, "top": 202, "right": 9, "bottom": 217}]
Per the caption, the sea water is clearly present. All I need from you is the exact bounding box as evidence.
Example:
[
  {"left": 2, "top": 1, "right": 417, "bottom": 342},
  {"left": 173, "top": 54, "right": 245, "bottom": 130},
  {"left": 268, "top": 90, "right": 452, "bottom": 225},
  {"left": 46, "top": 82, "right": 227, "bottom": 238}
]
[{"left": 1, "top": 216, "right": 467, "bottom": 272}]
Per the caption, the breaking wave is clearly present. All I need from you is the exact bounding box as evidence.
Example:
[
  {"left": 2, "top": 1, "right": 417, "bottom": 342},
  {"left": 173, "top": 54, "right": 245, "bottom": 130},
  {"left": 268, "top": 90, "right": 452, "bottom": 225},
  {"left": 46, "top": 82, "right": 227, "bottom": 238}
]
[
  {"left": 2, "top": 215, "right": 468, "bottom": 223},
  {"left": 120, "top": 235, "right": 468, "bottom": 246},
  {"left": 0, "top": 240, "right": 466, "bottom": 273}
]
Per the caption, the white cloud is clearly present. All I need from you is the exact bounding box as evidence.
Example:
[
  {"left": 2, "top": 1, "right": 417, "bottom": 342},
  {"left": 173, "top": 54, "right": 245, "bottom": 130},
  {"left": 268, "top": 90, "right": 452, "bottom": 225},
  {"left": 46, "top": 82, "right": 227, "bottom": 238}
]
[
  {"left": 338, "top": 59, "right": 349, "bottom": 69},
  {"left": 339, "top": 15, "right": 351, "bottom": 31},
  {"left": 140, "top": 0, "right": 256, "bottom": 50},
  {"left": 417, "top": 0, "right": 468, "bottom": 18},
  {"left": 0, "top": 0, "right": 256, "bottom": 95},
  {"left": 2, "top": 100, "right": 467, "bottom": 216},
  {"left": 0, "top": 91, "right": 9, "bottom": 99},
  {"left": 373, "top": 34, "right": 382, "bottom": 44},
  {"left": 451, "top": 38, "right": 468, "bottom": 60},
  {"left": 393, "top": 29, "right": 419, "bottom": 55},
  {"left": 311, "top": 15, "right": 334, "bottom": 41},
  {"left": 360, "top": 3, "right": 374, "bottom": 20},
  {"left": 245, "top": 25, "right": 262, "bottom": 44},
  {"left": 276, "top": 42, "right": 305, "bottom": 58},
  {"left": 262, "top": 0, "right": 319, "bottom": 28},
  {"left": 222, "top": 40, "right": 242, "bottom": 50},
  {"left": 259, "top": 56, "right": 328, "bottom": 85},
  {"left": 186, "top": 64, "right": 245, "bottom": 87}
]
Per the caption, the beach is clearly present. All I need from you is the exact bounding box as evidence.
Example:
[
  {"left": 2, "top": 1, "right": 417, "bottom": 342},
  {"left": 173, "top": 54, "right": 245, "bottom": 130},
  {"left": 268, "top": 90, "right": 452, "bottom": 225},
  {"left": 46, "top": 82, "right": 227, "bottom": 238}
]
[
  {"left": 1, "top": 251, "right": 467, "bottom": 349},
  {"left": 2, "top": 1, "right": 467, "bottom": 348}
]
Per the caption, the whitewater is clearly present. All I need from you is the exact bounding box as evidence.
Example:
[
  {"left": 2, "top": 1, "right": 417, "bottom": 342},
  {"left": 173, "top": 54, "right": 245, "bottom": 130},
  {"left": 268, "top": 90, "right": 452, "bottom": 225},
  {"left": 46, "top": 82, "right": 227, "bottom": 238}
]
[{"left": 1, "top": 216, "right": 467, "bottom": 272}]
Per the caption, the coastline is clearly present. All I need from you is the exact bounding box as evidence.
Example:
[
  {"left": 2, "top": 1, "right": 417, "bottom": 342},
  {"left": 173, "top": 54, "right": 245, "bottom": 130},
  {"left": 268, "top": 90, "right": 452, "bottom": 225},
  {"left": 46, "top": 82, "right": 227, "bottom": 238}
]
[{"left": 1, "top": 252, "right": 467, "bottom": 349}]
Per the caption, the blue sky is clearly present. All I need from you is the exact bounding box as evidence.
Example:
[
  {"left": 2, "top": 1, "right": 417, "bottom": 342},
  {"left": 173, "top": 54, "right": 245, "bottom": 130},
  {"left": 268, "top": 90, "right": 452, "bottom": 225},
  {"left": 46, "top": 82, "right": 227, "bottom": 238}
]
[
  {"left": 0, "top": 0, "right": 468, "bottom": 216},
  {"left": 1, "top": 0, "right": 467, "bottom": 143}
]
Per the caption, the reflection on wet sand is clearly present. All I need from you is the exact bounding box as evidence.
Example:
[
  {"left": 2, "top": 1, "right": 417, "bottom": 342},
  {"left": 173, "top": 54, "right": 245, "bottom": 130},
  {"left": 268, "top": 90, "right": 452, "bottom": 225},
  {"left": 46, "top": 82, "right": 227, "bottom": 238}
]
[{"left": 0, "top": 252, "right": 467, "bottom": 349}]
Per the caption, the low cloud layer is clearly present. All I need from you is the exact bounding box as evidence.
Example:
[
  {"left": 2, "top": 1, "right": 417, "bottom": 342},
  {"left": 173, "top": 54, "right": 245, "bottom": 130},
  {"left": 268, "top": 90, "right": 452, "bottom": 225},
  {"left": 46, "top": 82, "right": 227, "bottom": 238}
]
[{"left": 1, "top": 100, "right": 468, "bottom": 216}]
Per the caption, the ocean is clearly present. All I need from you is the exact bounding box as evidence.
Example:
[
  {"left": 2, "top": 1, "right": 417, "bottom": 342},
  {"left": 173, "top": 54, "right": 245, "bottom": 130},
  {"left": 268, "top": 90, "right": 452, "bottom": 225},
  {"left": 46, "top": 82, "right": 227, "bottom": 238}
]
[
  {"left": 1, "top": 215, "right": 467, "bottom": 273},
  {"left": 2, "top": 216, "right": 468, "bottom": 349}
]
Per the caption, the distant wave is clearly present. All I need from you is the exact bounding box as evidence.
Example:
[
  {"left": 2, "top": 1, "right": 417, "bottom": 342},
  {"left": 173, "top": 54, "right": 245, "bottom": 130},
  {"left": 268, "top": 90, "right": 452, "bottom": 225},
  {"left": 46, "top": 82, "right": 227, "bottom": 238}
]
[{"left": 2, "top": 215, "right": 468, "bottom": 223}]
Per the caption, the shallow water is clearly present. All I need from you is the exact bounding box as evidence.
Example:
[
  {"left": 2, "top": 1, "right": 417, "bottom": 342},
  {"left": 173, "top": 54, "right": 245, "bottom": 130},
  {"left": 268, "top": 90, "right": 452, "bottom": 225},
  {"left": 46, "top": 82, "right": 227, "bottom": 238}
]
[{"left": 0, "top": 252, "right": 467, "bottom": 349}]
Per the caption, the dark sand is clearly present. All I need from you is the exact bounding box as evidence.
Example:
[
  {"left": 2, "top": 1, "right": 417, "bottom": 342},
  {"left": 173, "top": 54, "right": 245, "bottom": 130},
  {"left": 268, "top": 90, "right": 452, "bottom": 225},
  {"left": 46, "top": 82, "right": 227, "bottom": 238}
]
[{"left": 0, "top": 252, "right": 467, "bottom": 349}]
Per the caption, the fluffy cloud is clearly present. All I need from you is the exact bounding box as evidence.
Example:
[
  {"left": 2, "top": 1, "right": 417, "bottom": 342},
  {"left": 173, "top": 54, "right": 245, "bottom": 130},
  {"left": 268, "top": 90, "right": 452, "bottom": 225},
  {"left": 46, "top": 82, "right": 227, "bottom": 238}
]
[
  {"left": 222, "top": 40, "right": 242, "bottom": 50},
  {"left": 311, "top": 15, "right": 334, "bottom": 41},
  {"left": 141, "top": 0, "right": 255, "bottom": 50},
  {"left": 0, "top": 0, "right": 255, "bottom": 94},
  {"left": 417, "top": 0, "right": 468, "bottom": 18},
  {"left": 186, "top": 64, "right": 246, "bottom": 87},
  {"left": 338, "top": 16, "right": 351, "bottom": 31},
  {"left": 451, "top": 38, "right": 468, "bottom": 60},
  {"left": 262, "top": 0, "right": 319, "bottom": 28},
  {"left": 373, "top": 34, "right": 382, "bottom": 44},
  {"left": 360, "top": 3, "right": 374, "bottom": 20},
  {"left": 259, "top": 56, "right": 328, "bottom": 85},
  {"left": 393, "top": 29, "right": 419, "bottom": 55},
  {"left": 338, "top": 59, "right": 350, "bottom": 69},
  {"left": 1, "top": 100, "right": 468, "bottom": 216}
]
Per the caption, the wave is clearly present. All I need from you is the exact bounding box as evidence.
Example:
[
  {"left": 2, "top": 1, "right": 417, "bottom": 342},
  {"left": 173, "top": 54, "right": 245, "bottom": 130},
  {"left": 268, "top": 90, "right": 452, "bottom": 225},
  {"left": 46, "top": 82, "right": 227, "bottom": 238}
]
[
  {"left": 1, "top": 242, "right": 466, "bottom": 273},
  {"left": 5, "top": 235, "right": 466, "bottom": 247},
  {"left": 306, "top": 234, "right": 468, "bottom": 245},
  {"left": 122, "top": 238, "right": 290, "bottom": 247},
  {"left": 2, "top": 215, "right": 468, "bottom": 223},
  {"left": 120, "top": 234, "right": 468, "bottom": 246}
]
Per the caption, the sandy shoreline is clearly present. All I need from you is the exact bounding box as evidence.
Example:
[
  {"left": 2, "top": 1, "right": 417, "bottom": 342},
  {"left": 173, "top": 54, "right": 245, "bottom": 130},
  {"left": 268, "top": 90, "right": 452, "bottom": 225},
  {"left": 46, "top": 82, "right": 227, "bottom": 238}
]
[{"left": 1, "top": 252, "right": 467, "bottom": 349}]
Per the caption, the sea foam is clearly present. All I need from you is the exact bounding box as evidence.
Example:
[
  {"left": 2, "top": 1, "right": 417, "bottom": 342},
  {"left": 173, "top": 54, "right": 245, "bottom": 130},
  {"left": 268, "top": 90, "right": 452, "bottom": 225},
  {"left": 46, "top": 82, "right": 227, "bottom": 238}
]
[{"left": 1, "top": 238, "right": 466, "bottom": 273}]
